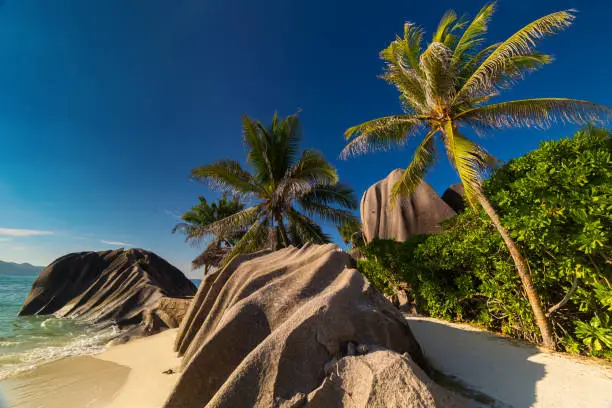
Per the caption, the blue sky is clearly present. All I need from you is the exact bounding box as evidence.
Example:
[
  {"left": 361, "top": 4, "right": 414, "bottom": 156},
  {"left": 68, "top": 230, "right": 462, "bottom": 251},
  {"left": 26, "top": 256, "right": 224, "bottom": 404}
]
[{"left": 0, "top": 0, "right": 610, "bottom": 276}]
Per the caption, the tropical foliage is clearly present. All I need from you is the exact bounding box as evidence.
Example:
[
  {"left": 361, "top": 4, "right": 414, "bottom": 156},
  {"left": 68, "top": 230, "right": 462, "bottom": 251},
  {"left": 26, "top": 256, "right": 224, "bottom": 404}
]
[
  {"left": 186, "top": 113, "right": 358, "bottom": 265},
  {"left": 173, "top": 194, "right": 245, "bottom": 272},
  {"left": 357, "top": 128, "right": 612, "bottom": 359},
  {"left": 342, "top": 1, "right": 611, "bottom": 348},
  {"left": 338, "top": 219, "right": 364, "bottom": 249}
]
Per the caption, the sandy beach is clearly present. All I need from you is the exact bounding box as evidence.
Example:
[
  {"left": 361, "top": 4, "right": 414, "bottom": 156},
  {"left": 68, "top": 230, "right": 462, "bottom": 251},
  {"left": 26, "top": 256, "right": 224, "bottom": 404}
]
[{"left": 0, "top": 329, "right": 181, "bottom": 408}]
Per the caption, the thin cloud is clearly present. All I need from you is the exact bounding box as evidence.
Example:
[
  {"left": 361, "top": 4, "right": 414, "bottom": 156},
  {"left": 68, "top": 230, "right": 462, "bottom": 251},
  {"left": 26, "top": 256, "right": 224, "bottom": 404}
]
[
  {"left": 0, "top": 228, "right": 54, "bottom": 237},
  {"left": 11, "top": 246, "right": 26, "bottom": 251},
  {"left": 100, "top": 240, "right": 133, "bottom": 247},
  {"left": 0, "top": 237, "right": 11, "bottom": 242}
]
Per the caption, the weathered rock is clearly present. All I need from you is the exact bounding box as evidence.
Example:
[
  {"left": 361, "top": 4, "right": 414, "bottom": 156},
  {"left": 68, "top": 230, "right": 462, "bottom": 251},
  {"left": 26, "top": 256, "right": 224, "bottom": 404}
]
[
  {"left": 441, "top": 183, "right": 466, "bottom": 213},
  {"left": 19, "top": 249, "right": 196, "bottom": 332},
  {"left": 156, "top": 297, "right": 192, "bottom": 329},
  {"left": 361, "top": 169, "right": 456, "bottom": 243},
  {"left": 165, "top": 244, "right": 465, "bottom": 408},
  {"left": 387, "top": 282, "right": 415, "bottom": 313},
  {"left": 308, "top": 347, "right": 467, "bottom": 407}
]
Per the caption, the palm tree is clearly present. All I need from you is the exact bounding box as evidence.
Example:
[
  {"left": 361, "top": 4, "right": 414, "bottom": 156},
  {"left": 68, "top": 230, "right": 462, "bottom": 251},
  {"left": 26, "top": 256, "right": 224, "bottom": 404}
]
[
  {"left": 189, "top": 112, "right": 358, "bottom": 264},
  {"left": 173, "top": 194, "right": 245, "bottom": 274},
  {"left": 338, "top": 219, "right": 364, "bottom": 250},
  {"left": 341, "top": 3, "right": 611, "bottom": 349}
]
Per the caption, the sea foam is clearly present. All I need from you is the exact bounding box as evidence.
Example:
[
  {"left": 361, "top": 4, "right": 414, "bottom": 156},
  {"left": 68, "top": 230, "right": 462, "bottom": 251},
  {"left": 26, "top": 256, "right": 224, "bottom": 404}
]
[{"left": 0, "top": 317, "right": 121, "bottom": 380}]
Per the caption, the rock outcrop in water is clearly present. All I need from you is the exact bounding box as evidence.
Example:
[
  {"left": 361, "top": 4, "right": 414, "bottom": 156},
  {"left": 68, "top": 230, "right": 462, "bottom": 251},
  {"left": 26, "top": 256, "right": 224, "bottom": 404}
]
[
  {"left": 166, "top": 244, "right": 466, "bottom": 408},
  {"left": 19, "top": 249, "right": 196, "bottom": 333},
  {"left": 360, "top": 169, "right": 456, "bottom": 243}
]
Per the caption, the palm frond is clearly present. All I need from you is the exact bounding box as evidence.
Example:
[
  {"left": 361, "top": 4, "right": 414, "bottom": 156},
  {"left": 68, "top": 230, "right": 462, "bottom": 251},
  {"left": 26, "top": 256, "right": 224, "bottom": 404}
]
[
  {"left": 186, "top": 205, "right": 261, "bottom": 245},
  {"left": 457, "top": 98, "right": 612, "bottom": 130},
  {"left": 341, "top": 115, "right": 424, "bottom": 158},
  {"left": 242, "top": 116, "right": 274, "bottom": 183},
  {"left": 452, "top": 2, "right": 496, "bottom": 68},
  {"left": 299, "top": 203, "right": 358, "bottom": 226},
  {"left": 191, "top": 160, "right": 260, "bottom": 195},
  {"left": 456, "top": 10, "right": 575, "bottom": 100},
  {"left": 271, "top": 150, "right": 340, "bottom": 208},
  {"left": 381, "top": 22, "right": 424, "bottom": 71},
  {"left": 288, "top": 149, "right": 339, "bottom": 185},
  {"left": 457, "top": 42, "right": 500, "bottom": 84},
  {"left": 221, "top": 219, "right": 270, "bottom": 266},
  {"left": 380, "top": 24, "right": 428, "bottom": 112},
  {"left": 298, "top": 183, "right": 358, "bottom": 210},
  {"left": 419, "top": 42, "right": 456, "bottom": 106},
  {"left": 380, "top": 62, "right": 428, "bottom": 113},
  {"left": 432, "top": 10, "right": 458, "bottom": 43},
  {"left": 491, "top": 52, "right": 553, "bottom": 91},
  {"left": 191, "top": 240, "right": 228, "bottom": 270},
  {"left": 286, "top": 208, "right": 331, "bottom": 245},
  {"left": 390, "top": 129, "right": 438, "bottom": 204},
  {"left": 442, "top": 122, "right": 494, "bottom": 207},
  {"left": 269, "top": 112, "right": 302, "bottom": 180}
]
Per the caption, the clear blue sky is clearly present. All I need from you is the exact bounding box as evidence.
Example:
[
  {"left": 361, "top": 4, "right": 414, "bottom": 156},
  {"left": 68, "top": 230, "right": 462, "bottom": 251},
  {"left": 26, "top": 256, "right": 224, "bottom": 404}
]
[{"left": 0, "top": 0, "right": 610, "bottom": 276}]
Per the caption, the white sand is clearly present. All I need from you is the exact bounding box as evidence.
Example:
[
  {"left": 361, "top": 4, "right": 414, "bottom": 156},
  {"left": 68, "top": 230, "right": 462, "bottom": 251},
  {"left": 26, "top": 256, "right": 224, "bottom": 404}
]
[
  {"left": 406, "top": 316, "right": 612, "bottom": 408},
  {"left": 0, "top": 329, "right": 181, "bottom": 408}
]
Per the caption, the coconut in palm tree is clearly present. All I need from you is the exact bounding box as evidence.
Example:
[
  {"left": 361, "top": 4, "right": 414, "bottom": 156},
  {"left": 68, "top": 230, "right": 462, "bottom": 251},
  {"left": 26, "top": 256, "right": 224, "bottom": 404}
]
[{"left": 341, "top": 2, "right": 611, "bottom": 349}]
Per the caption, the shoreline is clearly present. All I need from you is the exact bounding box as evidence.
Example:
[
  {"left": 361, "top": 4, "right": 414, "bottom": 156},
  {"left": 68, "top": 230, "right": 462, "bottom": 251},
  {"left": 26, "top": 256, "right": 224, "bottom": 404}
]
[{"left": 0, "top": 329, "right": 181, "bottom": 408}]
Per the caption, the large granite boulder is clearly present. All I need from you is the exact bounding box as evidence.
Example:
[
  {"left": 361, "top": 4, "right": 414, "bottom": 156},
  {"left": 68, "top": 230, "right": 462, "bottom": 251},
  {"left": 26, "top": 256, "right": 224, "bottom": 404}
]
[
  {"left": 441, "top": 183, "right": 466, "bottom": 213},
  {"left": 19, "top": 249, "right": 196, "bottom": 332},
  {"left": 165, "top": 244, "right": 466, "bottom": 408},
  {"left": 360, "top": 169, "right": 457, "bottom": 243}
]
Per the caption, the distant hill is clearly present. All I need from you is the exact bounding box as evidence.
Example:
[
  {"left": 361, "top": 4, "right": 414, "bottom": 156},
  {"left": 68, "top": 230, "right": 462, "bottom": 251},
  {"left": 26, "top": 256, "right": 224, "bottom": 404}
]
[{"left": 0, "top": 260, "right": 44, "bottom": 275}]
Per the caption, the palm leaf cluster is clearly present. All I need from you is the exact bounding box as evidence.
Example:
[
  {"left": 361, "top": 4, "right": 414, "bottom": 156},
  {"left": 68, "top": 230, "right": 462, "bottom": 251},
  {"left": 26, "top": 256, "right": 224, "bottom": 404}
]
[
  {"left": 188, "top": 113, "right": 358, "bottom": 264},
  {"left": 172, "top": 195, "right": 246, "bottom": 270},
  {"left": 342, "top": 2, "right": 611, "bottom": 206}
]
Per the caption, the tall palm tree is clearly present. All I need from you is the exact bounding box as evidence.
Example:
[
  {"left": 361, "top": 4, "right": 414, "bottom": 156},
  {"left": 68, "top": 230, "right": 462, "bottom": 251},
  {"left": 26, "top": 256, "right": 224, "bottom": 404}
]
[
  {"left": 173, "top": 194, "right": 245, "bottom": 274},
  {"left": 190, "top": 112, "right": 358, "bottom": 264},
  {"left": 341, "top": 3, "right": 611, "bottom": 349}
]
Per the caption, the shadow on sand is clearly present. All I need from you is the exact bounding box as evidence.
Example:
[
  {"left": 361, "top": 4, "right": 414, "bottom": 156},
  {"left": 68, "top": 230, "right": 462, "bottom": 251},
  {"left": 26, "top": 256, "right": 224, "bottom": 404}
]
[{"left": 407, "top": 316, "right": 546, "bottom": 408}]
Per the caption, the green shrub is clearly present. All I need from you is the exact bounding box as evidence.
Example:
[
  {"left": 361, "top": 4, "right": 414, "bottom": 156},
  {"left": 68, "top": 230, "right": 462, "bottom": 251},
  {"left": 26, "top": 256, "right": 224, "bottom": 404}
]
[{"left": 358, "top": 127, "right": 612, "bottom": 358}]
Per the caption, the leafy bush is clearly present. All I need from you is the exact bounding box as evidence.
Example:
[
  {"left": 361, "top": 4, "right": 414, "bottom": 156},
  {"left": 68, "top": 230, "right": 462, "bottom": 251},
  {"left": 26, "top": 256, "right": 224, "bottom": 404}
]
[{"left": 358, "top": 127, "right": 612, "bottom": 358}]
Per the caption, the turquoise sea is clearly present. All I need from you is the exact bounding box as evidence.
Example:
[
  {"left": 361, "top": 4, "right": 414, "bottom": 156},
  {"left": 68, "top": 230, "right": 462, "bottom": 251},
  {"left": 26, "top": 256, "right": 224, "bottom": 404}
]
[
  {"left": 0, "top": 274, "right": 121, "bottom": 380},
  {"left": 0, "top": 274, "right": 202, "bottom": 382}
]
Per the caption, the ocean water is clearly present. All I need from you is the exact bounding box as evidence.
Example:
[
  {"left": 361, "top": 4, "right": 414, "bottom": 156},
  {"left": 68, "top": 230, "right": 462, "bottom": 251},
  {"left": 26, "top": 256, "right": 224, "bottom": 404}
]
[{"left": 0, "top": 274, "right": 121, "bottom": 379}]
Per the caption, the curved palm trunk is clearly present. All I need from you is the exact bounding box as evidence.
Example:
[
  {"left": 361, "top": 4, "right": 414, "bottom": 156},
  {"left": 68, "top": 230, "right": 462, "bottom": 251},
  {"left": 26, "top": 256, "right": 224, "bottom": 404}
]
[{"left": 477, "top": 193, "right": 556, "bottom": 349}]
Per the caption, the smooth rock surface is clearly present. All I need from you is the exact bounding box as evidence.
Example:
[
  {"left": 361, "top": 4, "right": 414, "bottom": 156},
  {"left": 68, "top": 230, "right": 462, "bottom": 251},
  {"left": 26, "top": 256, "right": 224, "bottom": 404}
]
[
  {"left": 441, "top": 183, "right": 466, "bottom": 213},
  {"left": 308, "top": 347, "right": 466, "bottom": 407},
  {"left": 166, "top": 244, "right": 465, "bottom": 408},
  {"left": 361, "top": 169, "right": 456, "bottom": 243},
  {"left": 19, "top": 249, "right": 196, "bottom": 331}
]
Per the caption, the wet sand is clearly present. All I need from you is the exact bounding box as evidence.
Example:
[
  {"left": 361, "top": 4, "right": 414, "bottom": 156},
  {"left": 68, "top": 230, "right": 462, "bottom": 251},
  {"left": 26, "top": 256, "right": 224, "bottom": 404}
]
[{"left": 0, "top": 329, "right": 181, "bottom": 408}]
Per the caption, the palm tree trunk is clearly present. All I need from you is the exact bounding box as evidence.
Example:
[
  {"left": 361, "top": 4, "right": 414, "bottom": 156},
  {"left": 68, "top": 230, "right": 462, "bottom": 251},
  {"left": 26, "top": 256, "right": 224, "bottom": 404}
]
[
  {"left": 275, "top": 214, "right": 289, "bottom": 248},
  {"left": 477, "top": 193, "right": 556, "bottom": 349}
]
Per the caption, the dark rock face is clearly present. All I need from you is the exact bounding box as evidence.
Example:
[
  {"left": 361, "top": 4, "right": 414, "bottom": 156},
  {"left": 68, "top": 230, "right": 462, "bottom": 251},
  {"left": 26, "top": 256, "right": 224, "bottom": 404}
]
[
  {"left": 360, "top": 169, "right": 456, "bottom": 243},
  {"left": 166, "top": 244, "right": 466, "bottom": 408},
  {"left": 19, "top": 249, "right": 196, "bottom": 331},
  {"left": 441, "top": 183, "right": 466, "bottom": 213}
]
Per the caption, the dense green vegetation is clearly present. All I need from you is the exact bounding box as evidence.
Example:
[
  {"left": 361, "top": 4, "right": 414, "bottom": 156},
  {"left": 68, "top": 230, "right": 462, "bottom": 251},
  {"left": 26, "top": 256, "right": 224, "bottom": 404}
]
[
  {"left": 357, "top": 127, "right": 612, "bottom": 358},
  {"left": 182, "top": 113, "right": 358, "bottom": 266},
  {"left": 341, "top": 2, "right": 611, "bottom": 348}
]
